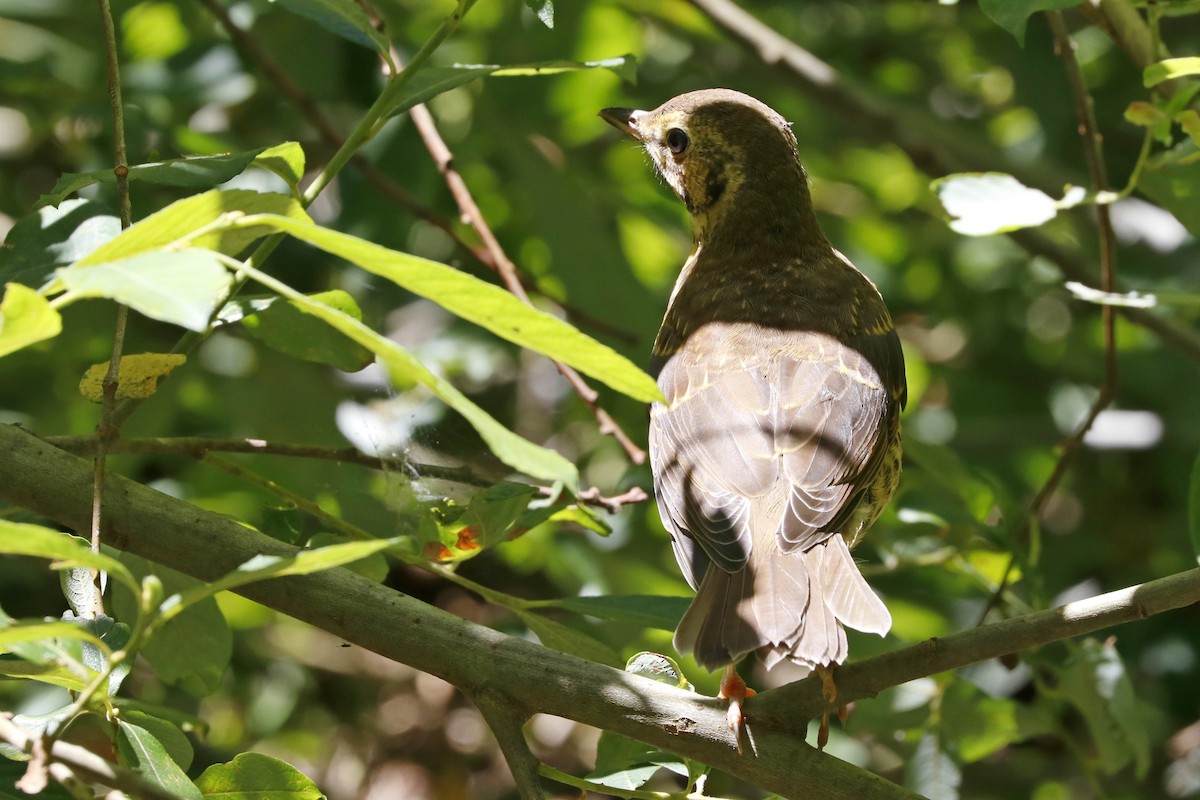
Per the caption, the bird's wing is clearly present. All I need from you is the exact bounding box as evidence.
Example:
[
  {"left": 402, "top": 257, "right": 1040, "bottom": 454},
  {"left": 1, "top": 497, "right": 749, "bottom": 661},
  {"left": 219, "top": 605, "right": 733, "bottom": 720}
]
[{"left": 650, "top": 322, "right": 892, "bottom": 577}]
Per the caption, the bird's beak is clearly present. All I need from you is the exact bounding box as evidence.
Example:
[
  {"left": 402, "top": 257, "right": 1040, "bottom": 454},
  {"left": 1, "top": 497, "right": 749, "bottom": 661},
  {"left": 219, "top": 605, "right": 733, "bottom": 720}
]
[{"left": 599, "top": 107, "right": 644, "bottom": 141}]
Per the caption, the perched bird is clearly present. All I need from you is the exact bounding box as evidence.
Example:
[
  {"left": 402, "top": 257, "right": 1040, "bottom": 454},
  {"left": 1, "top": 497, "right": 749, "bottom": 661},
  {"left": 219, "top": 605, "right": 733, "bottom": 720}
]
[{"left": 600, "top": 89, "right": 906, "bottom": 744}]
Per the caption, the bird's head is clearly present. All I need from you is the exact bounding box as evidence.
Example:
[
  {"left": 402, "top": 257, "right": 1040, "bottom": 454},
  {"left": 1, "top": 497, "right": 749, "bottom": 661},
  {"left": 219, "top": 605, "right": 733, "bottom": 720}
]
[{"left": 600, "top": 89, "right": 808, "bottom": 238}]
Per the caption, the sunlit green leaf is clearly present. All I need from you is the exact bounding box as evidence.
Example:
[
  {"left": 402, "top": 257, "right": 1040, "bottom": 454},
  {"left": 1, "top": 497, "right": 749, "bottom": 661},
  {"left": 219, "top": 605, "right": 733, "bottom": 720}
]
[
  {"left": 57, "top": 249, "right": 232, "bottom": 332},
  {"left": 195, "top": 753, "right": 323, "bottom": 800},
  {"left": 235, "top": 265, "right": 580, "bottom": 488},
  {"left": 0, "top": 522, "right": 137, "bottom": 596},
  {"left": 0, "top": 282, "right": 61, "bottom": 358},
  {"left": 932, "top": 173, "right": 1061, "bottom": 236},
  {"left": 230, "top": 213, "right": 662, "bottom": 403},
  {"left": 74, "top": 189, "right": 309, "bottom": 267},
  {"left": 1144, "top": 56, "right": 1200, "bottom": 88},
  {"left": 382, "top": 56, "right": 637, "bottom": 119},
  {"left": 36, "top": 143, "right": 306, "bottom": 207}
]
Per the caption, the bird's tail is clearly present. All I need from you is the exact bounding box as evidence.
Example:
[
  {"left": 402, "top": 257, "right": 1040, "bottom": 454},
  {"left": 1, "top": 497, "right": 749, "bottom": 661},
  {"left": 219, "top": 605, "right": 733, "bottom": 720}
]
[{"left": 674, "top": 534, "right": 890, "bottom": 674}]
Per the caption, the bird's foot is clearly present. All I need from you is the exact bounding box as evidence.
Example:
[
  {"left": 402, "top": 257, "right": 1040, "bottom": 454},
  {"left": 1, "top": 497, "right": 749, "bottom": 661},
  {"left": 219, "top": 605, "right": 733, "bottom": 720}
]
[
  {"left": 815, "top": 664, "right": 843, "bottom": 751},
  {"left": 719, "top": 665, "right": 756, "bottom": 754}
]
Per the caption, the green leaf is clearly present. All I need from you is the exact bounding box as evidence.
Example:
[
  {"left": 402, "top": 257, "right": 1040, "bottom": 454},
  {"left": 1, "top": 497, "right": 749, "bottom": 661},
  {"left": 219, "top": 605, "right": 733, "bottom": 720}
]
[
  {"left": 588, "top": 731, "right": 665, "bottom": 790},
  {"left": 1060, "top": 639, "right": 1150, "bottom": 778},
  {"left": 307, "top": 534, "right": 389, "bottom": 582},
  {"left": 0, "top": 522, "right": 138, "bottom": 596},
  {"left": 232, "top": 213, "right": 662, "bottom": 402},
  {"left": 0, "top": 282, "right": 61, "bottom": 358},
  {"left": 462, "top": 482, "right": 539, "bottom": 547},
  {"left": 171, "top": 538, "right": 400, "bottom": 615},
  {"left": 75, "top": 189, "right": 310, "bottom": 266},
  {"left": 236, "top": 260, "right": 581, "bottom": 489},
  {"left": 1189, "top": 451, "right": 1200, "bottom": 565},
  {"left": 528, "top": 595, "right": 689, "bottom": 631},
  {"left": 525, "top": 0, "right": 553, "bottom": 28},
  {"left": 0, "top": 619, "right": 106, "bottom": 652},
  {"left": 978, "top": 0, "right": 1081, "bottom": 45},
  {"left": 195, "top": 753, "right": 323, "bottom": 800},
  {"left": 121, "top": 711, "right": 194, "bottom": 772},
  {"left": 78, "top": 615, "right": 131, "bottom": 696},
  {"left": 58, "top": 248, "right": 232, "bottom": 332},
  {"left": 236, "top": 290, "right": 374, "bottom": 372},
  {"left": 513, "top": 609, "right": 622, "bottom": 666},
  {"left": 113, "top": 555, "right": 232, "bottom": 697},
  {"left": 117, "top": 720, "right": 203, "bottom": 800},
  {"left": 905, "top": 732, "right": 962, "bottom": 800},
  {"left": 248, "top": 142, "right": 306, "bottom": 191},
  {"left": 382, "top": 57, "right": 637, "bottom": 119},
  {"left": 36, "top": 144, "right": 306, "bottom": 207},
  {"left": 940, "top": 682, "right": 1020, "bottom": 763},
  {"left": 0, "top": 661, "right": 87, "bottom": 692},
  {"left": 932, "top": 173, "right": 1063, "bottom": 236},
  {"left": 0, "top": 199, "right": 120, "bottom": 287},
  {"left": 1144, "top": 57, "right": 1200, "bottom": 88},
  {"left": 275, "top": 0, "right": 391, "bottom": 60}
]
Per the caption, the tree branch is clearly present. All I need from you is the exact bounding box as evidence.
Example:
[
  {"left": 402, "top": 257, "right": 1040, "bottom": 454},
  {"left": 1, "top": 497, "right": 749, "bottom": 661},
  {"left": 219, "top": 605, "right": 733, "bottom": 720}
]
[
  {"left": 4, "top": 423, "right": 1198, "bottom": 797},
  {"left": 44, "top": 434, "right": 647, "bottom": 512},
  {"left": 472, "top": 691, "right": 545, "bottom": 800}
]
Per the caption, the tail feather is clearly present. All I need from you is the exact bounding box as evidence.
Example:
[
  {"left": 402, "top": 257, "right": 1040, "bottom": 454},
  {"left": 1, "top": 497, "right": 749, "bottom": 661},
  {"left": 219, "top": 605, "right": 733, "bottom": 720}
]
[{"left": 675, "top": 535, "right": 890, "bottom": 673}]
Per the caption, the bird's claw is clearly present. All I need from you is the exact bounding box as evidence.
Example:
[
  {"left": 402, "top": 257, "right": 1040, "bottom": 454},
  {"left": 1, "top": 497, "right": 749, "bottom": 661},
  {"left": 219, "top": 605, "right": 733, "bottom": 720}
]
[{"left": 719, "top": 666, "right": 756, "bottom": 754}]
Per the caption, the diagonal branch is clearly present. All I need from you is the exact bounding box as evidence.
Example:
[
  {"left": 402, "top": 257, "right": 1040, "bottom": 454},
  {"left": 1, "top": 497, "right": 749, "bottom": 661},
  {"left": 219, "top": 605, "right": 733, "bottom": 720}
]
[
  {"left": 407, "top": 103, "right": 647, "bottom": 465},
  {"left": 4, "top": 423, "right": 1200, "bottom": 798}
]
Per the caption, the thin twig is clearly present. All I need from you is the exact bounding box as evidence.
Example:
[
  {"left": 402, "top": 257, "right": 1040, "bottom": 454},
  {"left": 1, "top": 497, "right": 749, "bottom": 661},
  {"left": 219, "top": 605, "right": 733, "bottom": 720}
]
[
  {"left": 407, "top": 102, "right": 647, "bottom": 465},
  {"left": 979, "top": 12, "right": 1122, "bottom": 622},
  {"left": 89, "top": 0, "right": 136, "bottom": 619},
  {"left": 0, "top": 715, "right": 182, "bottom": 800},
  {"left": 43, "top": 434, "right": 648, "bottom": 512}
]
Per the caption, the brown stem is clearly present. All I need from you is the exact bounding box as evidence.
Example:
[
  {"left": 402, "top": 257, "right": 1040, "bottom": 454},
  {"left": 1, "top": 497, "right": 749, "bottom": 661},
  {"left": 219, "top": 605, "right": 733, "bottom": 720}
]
[
  {"left": 407, "top": 102, "right": 647, "bottom": 465},
  {"left": 978, "top": 12, "right": 1123, "bottom": 623},
  {"left": 45, "top": 434, "right": 647, "bottom": 512}
]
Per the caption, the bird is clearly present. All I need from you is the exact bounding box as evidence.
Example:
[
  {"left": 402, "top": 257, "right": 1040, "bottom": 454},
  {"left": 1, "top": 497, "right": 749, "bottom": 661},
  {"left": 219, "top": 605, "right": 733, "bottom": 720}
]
[{"left": 600, "top": 89, "right": 906, "bottom": 748}]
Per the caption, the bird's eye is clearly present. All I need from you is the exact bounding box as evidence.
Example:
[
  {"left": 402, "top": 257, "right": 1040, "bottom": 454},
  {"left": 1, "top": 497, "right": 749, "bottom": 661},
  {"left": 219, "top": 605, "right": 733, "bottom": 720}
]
[{"left": 666, "top": 128, "right": 689, "bottom": 155}]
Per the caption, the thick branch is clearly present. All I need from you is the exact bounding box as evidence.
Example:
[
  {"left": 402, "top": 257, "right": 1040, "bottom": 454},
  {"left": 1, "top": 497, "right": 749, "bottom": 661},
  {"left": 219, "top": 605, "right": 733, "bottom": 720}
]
[
  {"left": 0, "top": 424, "right": 913, "bottom": 800},
  {"left": 4, "top": 424, "right": 1198, "bottom": 796}
]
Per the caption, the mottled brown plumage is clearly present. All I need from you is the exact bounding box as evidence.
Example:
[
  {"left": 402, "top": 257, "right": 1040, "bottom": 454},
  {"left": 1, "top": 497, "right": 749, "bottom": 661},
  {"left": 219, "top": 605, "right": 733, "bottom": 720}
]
[{"left": 601, "top": 89, "right": 905, "bottom": 681}]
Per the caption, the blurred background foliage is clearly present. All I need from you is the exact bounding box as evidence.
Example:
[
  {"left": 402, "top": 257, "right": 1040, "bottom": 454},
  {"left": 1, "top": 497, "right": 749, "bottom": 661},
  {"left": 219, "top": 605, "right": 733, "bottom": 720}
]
[{"left": 1, "top": 0, "right": 1200, "bottom": 798}]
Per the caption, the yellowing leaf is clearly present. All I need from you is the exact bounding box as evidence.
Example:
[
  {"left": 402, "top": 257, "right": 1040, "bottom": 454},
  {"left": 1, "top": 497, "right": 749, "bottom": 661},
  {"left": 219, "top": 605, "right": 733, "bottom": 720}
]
[{"left": 79, "top": 353, "right": 187, "bottom": 402}]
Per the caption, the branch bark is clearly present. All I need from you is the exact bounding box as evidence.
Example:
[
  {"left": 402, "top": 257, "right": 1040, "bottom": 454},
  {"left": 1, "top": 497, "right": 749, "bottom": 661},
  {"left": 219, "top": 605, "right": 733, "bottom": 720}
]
[{"left": 3, "top": 423, "right": 1198, "bottom": 797}]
